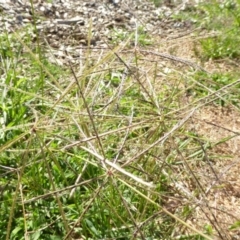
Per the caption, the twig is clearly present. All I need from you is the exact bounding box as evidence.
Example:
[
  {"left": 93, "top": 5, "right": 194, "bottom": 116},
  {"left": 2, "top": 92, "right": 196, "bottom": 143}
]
[{"left": 139, "top": 49, "right": 208, "bottom": 72}]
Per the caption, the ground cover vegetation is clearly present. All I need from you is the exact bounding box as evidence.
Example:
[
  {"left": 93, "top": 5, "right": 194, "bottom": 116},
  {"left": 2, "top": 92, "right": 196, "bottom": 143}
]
[{"left": 0, "top": 0, "right": 240, "bottom": 239}]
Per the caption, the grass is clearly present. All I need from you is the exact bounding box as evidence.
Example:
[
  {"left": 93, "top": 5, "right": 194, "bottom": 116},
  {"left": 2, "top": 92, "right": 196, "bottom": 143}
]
[
  {"left": 185, "top": 71, "right": 240, "bottom": 107},
  {"left": 1, "top": 0, "right": 240, "bottom": 239},
  {"left": 178, "top": 0, "right": 240, "bottom": 60}
]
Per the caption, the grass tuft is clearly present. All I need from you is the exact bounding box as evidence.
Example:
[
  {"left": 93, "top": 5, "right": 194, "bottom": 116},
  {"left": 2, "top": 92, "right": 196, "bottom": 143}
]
[{"left": 1, "top": 1, "right": 240, "bottom": 240}]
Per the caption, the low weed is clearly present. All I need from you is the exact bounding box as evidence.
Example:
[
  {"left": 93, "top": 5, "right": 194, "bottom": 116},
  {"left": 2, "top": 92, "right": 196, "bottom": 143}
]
[
  {"left": 173, "top": 0, "right": 240, "bottom": 60},
  {"left": 187, "top": 71, "right": 240, "bottom": 107},
  {"left": 200, "top": 28, "right": 240, "bottom": 59},
  {"left": 198, "top": 0, "right": 240, "bottom": 59}
]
